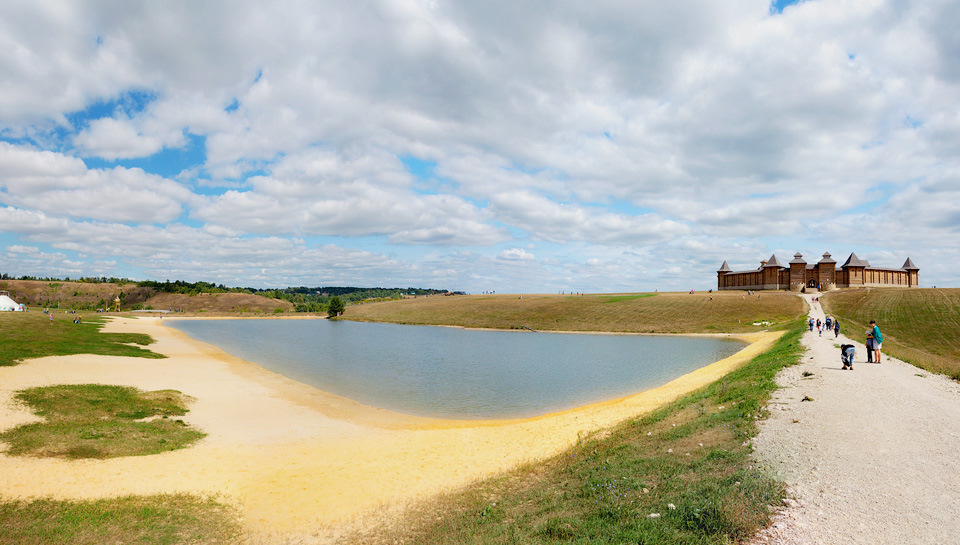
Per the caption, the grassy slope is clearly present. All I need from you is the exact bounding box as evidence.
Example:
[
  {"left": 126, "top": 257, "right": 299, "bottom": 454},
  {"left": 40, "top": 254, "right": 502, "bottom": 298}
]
[
  {"left": 0, "top": 279, "right": 294, "bottom": 313},
  {"left": 821, "top": 287, "right": 960, "bottom": 379},
  {"left": 349, "top": 322, "right": 807, "bottom": 545},
  {"left": 142, "top": 291, "right": 294, "bottom": 314},
  {"left": 0, "top": 312, "right": 164, "bottom": 366},
  {"left": 347, "top": 291, "right": 805, "bottom": 333},
  {"left": 0, "top": 279, "right": 155, "bottom": 310}
]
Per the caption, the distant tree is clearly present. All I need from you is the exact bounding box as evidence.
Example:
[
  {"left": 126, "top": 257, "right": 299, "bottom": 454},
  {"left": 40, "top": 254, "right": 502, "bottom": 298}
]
[{"left": 327, "top": 296, "right": 345, "bottom": 317}]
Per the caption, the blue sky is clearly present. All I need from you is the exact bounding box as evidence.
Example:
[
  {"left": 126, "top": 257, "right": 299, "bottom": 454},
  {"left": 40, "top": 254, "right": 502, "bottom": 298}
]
[{"left": 2, "top": 0, "right": 959, "bottom": 292}]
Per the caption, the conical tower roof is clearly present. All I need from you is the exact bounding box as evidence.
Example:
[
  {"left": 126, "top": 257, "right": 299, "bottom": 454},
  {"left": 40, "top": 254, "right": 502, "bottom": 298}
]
[
  {"left": 763, "top": 254, "right": 784, "bottom": 268},
  {"left": 818, "top": 252, "right": 836, "bottom": 264},
  {"left": 841, "top": 252, "right": 869, "bottom": 268},
  {"left": 789, "top": 252, "right": 806, "bottom": 264},
  {"left": 717, "top": 261, "right": 731, "bottom": 273},
  {"left": 902, "top": 257, "right": 919, "bottom": 270}
]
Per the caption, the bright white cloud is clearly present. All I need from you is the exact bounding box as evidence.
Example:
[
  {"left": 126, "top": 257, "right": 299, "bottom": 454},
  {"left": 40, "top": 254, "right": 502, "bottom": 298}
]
[
  {"left": 0, "top": 143, "right": 192, "bottom": 223},
  {"left": 498, "top": 248, "right": 535, "bottom": 261}
]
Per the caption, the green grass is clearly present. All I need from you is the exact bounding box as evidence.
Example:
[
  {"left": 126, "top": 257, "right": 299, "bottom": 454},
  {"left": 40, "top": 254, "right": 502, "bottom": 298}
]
[
  {"left": 0, "top": 312, "right": 163, "bottom": 366},
  {"left": 346, "top": 321, "right": 807, "bottom": 545},
  {"left": 0, "top": 494, "right": 240, "bottom": 545},
  {"left": 0, "top": 384, "right": 206, "bottom": 459},
  {"left": 821, "top": 288, "right": 960, "bottom": 379},
  {"left": 348, "top": 291, "right": 805, "bottom": 333}
]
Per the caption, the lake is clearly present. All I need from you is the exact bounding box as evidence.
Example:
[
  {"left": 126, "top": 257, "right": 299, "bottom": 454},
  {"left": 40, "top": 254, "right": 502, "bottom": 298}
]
[{"left": 168, "top": 319, "right": 744, "bottom": 419}]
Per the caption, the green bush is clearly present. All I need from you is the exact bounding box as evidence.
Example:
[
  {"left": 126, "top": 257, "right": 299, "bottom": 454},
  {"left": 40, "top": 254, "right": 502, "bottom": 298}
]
[{"left": 327, "top": 296, "right": 345, "bottom": 317}]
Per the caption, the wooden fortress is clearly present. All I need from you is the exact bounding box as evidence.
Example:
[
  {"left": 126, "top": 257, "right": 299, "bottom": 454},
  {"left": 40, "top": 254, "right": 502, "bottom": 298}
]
[{"left": 717, "top": 252, "right": 919, "bottom": 291}]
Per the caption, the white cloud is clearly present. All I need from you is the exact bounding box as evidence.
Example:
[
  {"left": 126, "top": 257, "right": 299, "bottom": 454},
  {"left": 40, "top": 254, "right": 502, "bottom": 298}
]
[
  {"left": 192, "top": 150, "right": 508, "bottom": 245},
  {"left": 498, "top": 248, "right": 535, "bottom": 261},
  {"left": 0, "top": 143, "right": 193, "bottom": 223},
  {"left": 73, "top": 118, "right": 163, "bottom": 159},
  {"left": 2, "top": 1, "right": 960, "bottom": 291},
  {"left": 73, "top": 117, "right": 167, "bottom": 160}
]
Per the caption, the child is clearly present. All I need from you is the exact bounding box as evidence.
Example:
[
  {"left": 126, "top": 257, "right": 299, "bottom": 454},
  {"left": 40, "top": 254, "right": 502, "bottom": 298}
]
[{"left": 840, "top": 343, "right": 856, "bottom": 370}]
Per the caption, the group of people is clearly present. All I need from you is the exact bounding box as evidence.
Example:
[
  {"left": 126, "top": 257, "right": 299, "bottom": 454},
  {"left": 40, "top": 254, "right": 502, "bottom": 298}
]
[
  {"left": 809, "top": 316, "right": 841, "bottom": 338},
  {"left": 838, "top": 319, "right": 883, "bottom": 370}
]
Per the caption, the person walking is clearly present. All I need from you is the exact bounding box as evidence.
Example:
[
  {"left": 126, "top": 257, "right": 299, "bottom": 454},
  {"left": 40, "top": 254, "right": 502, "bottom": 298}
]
[
  {"left": 833, "top": 319, "right": 840, "bottom": 338},
  {"left": 870, "top": 320, "right": 883, "bottom": 363},
  {"left": 809, "top": 317, "right": 814, "bottom": 331},
  {"left": 865, "top": 329, "right": 875, "bottom": 363}
]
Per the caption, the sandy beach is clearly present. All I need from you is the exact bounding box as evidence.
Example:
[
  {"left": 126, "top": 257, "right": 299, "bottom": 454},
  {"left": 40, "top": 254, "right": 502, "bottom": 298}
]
[{"left": 0, "top": 316, "right": 779, "bottom": 540}]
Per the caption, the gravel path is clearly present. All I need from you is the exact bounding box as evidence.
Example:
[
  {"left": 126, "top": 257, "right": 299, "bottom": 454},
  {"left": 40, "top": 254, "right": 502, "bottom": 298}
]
[{"left": 750, "top": 293, "right": 960, "bottom": 545}]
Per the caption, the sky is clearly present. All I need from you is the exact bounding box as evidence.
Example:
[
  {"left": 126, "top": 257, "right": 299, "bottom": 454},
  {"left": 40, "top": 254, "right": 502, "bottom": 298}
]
[{"left": 1, "top": 0, "right": 959, "bottom": 293}]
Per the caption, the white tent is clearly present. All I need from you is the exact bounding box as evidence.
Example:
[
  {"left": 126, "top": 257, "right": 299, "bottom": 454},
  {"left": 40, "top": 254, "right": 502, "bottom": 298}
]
[{"left": 0, "top": 293, "right": 21, "bottom": 311}]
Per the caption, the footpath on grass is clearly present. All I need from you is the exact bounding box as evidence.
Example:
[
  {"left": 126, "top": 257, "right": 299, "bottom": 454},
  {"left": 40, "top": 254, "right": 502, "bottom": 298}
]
[{"left": 750, "top": 293, "right": 960, "bottom": 544}]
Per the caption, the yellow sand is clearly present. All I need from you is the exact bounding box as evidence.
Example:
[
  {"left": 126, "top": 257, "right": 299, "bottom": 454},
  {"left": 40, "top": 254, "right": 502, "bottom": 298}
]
[{"left": 0, "top": 316, "right": 780, "bottom": 536}]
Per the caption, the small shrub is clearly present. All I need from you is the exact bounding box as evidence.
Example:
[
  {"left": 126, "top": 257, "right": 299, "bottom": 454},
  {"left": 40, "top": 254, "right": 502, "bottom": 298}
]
[{"left": 327, "top": 296, "right": 345, "bottom": 317}]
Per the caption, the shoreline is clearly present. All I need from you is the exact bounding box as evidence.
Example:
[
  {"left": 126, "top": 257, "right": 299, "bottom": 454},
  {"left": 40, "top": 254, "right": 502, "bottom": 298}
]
[
  {"left": 0, "top": 316, "right": 782, "bottom": 536},
  {"left": 158, "top": 311, "right": 761, "bottom": 338}
]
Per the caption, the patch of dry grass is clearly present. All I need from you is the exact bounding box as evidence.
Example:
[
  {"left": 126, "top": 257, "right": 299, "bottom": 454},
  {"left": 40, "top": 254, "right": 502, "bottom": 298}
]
[
  {"left": 0, "top": 384, "right": 205, "bottom": 459},
  {"left": 0, "top": 494, "right": 240, "bottom": 545},
  {"left": 346, "top": 291, "right": 805, "bottom": 333}
]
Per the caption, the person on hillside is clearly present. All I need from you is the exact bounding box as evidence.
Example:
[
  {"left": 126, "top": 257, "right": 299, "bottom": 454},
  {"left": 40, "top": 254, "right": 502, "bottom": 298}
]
[
  {"left": 865, "top": 330, "right": 874, "bottom": 363},
  {"left": 833, "top": 319, "right": 840, "bottom": 338},
  {"left": 809, "top": 317, "right": 814, "bottom": 331},
  {"left": 870, "top": 320, "right": 883, "bottom": 363},
  {"left": 840, "top": 343, "right": 856, "bottom": 370}
]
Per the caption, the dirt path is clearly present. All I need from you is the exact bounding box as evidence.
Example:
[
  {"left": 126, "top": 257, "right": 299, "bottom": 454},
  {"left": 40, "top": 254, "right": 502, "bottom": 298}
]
[{"left": 751, "top": 293, "right": 960, "bottom": 544}]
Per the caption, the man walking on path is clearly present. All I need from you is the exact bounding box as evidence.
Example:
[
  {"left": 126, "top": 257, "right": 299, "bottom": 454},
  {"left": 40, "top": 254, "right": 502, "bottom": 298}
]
[{"left": 870, "top": 320, "right": 883, "bottom": 363}]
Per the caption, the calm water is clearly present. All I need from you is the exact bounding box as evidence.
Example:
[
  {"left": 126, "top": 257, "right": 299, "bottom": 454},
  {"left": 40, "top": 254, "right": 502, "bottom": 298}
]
[{"left": 169, "top": 319, "right": 744, "bottom": 419}]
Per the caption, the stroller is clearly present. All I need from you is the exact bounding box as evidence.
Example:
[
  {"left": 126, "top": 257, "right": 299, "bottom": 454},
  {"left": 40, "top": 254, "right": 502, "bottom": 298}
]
[{"left": 840, "top": 344, "right": 856, "bottom": 370}]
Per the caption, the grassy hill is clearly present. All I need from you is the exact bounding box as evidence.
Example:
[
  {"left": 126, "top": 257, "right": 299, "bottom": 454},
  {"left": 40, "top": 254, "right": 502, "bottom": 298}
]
[
  {"left": 821, "top": 287, "right": 960, "bottom": 379},
  {"left": 345, "top": 291, "right": 806, "bottom": 334},
  {"left": 0, "top": 279, "right": 293, "bottom": 314}
]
